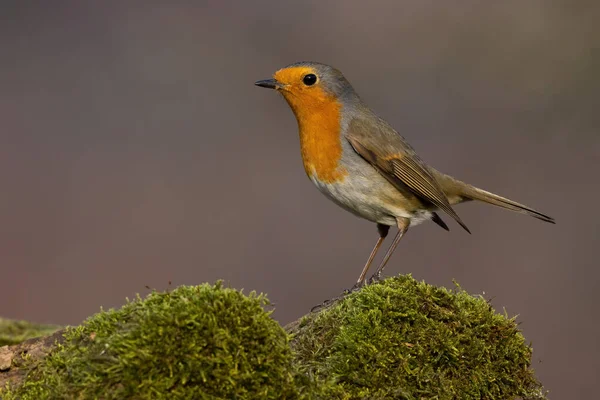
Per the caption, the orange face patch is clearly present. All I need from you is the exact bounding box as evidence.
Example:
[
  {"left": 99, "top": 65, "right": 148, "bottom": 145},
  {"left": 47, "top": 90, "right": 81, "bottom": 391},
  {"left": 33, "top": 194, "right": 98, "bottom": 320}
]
[{"left": 273, "top": 66, "right": 347, "bottom": 183}]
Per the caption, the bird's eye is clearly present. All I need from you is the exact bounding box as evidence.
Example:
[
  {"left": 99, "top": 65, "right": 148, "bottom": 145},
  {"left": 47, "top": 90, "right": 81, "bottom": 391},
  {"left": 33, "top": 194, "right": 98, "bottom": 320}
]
[{"left": 302, "top": 74, "right": 317, "bottom": 86}]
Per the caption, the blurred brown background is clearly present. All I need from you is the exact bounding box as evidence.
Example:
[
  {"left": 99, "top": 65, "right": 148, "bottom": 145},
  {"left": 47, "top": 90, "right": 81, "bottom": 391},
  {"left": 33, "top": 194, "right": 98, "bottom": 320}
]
[{"left": 1, "top": 1, "right": 598, "bottom": 397}]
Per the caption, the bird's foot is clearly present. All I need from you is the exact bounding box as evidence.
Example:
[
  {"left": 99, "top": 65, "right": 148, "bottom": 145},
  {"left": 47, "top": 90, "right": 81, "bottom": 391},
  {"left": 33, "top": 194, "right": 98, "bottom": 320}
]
[
  {"left": 367, "top": 272, "right": 383, "bottom": 285},
  {"left": 310, "top": 282, "right": 365, "bottom": 313},
  {"left": 309, "top": 296, "right": 341, "bottom": 313}
]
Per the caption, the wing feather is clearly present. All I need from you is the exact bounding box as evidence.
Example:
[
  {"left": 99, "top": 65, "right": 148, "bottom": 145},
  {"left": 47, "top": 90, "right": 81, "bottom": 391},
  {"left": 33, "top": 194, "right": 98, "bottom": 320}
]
[{"left": 346, "top": 118, "right": 470, "bottom": 233}]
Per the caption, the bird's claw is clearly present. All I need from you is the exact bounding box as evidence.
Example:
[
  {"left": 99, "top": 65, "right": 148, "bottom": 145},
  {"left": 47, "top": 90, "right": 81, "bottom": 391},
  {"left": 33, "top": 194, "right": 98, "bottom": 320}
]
[
  {"left": 310, "top": 282, "right": 366, "bottom": 312},
  {"left": 367, "top": 272, "right": 383, "bottom": 285}
]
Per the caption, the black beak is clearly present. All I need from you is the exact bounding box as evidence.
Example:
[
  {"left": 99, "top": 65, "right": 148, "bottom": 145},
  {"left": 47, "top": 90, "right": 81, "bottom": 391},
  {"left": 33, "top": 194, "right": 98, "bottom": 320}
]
[{"left": 254, "top": 78, "right": 281, "bottom": 89}]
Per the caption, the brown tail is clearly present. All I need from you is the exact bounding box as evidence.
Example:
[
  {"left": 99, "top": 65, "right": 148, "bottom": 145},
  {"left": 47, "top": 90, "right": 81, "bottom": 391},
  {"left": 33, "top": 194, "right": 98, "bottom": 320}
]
[
  {"left": 434, "top": 172, "right": 555, "bottom": 224},
  {"left": 460, "top": 185, "right": 555, "bottom": 223}
]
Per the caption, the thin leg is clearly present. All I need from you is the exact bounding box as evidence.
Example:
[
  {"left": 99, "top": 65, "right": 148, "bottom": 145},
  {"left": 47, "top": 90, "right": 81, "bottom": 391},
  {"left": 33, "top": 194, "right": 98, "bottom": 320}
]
[
  {"left": 368, "top": 217, "right": 410, "bottom": 283},
  {"left": 310, "top": 224, "right": 390, "bottom": 312},
  {"left": 355, "top": 224, "right": 390, "bottom": 286}
]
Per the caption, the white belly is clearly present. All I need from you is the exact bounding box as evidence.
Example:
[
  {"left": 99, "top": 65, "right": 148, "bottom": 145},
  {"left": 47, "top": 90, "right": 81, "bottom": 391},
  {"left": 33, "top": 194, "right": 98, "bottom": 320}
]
[{"left": 308, "top": 173, "right": 432, "bottom": 227}]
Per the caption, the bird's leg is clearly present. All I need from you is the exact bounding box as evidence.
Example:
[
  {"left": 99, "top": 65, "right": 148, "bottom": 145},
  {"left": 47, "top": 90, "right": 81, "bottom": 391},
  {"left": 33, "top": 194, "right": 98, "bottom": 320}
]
[
  {"left": 310, "top": 224, "right": 390, "bottom": 313},
  {"left": 368, "top": 217, "right": 410, "bottom": 284},
  {"left": 351, "top": 223, "right": 390, "bottom": 290}
]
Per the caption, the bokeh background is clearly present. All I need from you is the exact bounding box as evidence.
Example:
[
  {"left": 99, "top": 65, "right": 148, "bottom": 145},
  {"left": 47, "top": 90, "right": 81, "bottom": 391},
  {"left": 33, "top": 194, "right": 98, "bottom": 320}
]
[{"left": 1, "top": 1, "right": 598, "bottom": 397}]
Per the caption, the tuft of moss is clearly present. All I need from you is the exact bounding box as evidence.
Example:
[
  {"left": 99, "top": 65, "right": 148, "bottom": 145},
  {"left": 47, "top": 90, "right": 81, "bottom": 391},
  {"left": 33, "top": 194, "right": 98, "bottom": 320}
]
[
  {"left": 288, "top": 275, "right": 547, "bottom": 400},
  {"left": 0, "top": 318, "right": 61, "bottom": 347},
  {"left": 1, "top": 275, "right": 546, "bottom": 399},
  {"left": 2, "top": 282, "right": 302, "bottom": 400}
]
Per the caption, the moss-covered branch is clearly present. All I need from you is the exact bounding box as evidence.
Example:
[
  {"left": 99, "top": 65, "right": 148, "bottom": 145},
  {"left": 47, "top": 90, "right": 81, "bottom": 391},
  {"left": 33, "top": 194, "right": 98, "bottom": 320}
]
[{"left": 0, "top": 276, "right": 547, "bottom": 399}]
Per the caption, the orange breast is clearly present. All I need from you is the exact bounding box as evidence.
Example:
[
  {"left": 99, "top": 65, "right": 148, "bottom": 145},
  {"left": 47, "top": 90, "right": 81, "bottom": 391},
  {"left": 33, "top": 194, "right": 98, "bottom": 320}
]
[{"left": 285, "top": 92, "right": 347, "bottom": 184}]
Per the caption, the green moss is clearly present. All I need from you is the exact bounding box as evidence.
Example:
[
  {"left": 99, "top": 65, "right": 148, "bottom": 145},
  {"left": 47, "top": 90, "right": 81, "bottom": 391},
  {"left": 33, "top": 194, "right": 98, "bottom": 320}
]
[
  {"left": 289, "top": 275, "right": 546, "bottom": 400},
  {"left": 0, "top": 318, "right": 61, "bottom": 346},
  {"left": 1, "top": 275, "right": 546, "bottom": 399},
  {"left": 2, "top": 282, "right": 301, "bottom": 400}
]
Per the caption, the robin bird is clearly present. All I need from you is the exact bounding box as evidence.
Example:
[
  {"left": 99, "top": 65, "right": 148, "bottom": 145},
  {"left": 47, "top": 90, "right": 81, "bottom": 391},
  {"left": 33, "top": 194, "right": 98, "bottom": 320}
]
[{"left": 255, "top": 61, "right": 554, "bottom": 294}]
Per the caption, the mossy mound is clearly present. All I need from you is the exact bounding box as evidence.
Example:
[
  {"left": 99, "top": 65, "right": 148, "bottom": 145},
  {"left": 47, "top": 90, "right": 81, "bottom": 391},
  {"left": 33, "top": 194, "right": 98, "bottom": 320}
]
[
  {"left": 289, "top": 275, "right": 546, "bottom": 399},
  {"left": 2, "top": 282, "right": 301, "bottom": 400},
  {"left": 1, "top": 275, "right": 546, "bottom": 399},
  {"left": 0, "top": 318, "right": 61, "bottom": 347}
]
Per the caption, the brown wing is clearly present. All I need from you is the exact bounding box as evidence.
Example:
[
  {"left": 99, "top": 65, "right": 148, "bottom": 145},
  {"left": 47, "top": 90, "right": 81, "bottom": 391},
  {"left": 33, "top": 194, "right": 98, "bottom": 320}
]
[{"left": 346, "top": 117, "right": 470, "bottom": 233}]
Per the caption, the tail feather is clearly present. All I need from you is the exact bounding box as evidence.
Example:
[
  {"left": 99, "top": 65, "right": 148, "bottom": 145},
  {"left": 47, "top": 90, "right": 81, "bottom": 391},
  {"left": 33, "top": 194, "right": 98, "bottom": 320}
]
[
  {"left": 460, "top": 186, "right": 555, "bottom": 224},
  {"left": 432, "top": 170, "right": 555, "bottom": 224}
]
